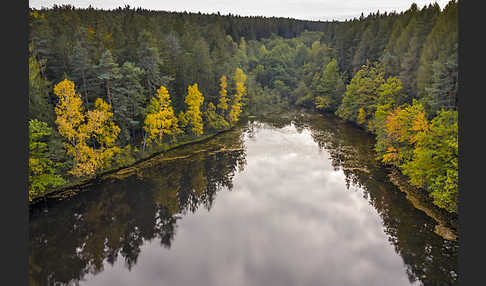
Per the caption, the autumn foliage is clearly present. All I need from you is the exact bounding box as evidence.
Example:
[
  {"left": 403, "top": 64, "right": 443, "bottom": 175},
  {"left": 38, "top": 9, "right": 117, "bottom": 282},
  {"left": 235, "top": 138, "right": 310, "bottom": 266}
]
[
  {"left": 54, "top": 79, "right": 120, "bottom": 178},
  {"left": 376, "top": 100, "right": 458, "bottom": 213},
  {"left": 228, "top": 68, "right": 246, "bottom": 126},
  {"left": 143, "top": 86, "right": 180, "bottom": 146},
  {"left": 182, "top": 83, "right": 205, "bottom": 136}
]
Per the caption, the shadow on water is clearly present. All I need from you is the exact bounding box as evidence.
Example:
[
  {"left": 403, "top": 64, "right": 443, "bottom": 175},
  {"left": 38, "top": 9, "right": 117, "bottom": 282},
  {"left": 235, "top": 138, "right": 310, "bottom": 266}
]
[{"left": 29, "top": 113, "right": 457, "bottom": 286}]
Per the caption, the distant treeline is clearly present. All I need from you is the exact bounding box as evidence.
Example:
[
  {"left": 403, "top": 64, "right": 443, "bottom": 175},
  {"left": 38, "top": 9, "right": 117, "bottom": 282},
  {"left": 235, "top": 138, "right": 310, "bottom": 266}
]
[{"left": 28, "top": 1, "right": 458, "bottom": 213}]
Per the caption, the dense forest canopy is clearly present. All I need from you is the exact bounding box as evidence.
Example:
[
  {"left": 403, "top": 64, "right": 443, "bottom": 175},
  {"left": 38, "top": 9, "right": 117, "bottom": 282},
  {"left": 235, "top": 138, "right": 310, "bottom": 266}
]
[{"left": 28, "top": 1, "right": 458, "bottom": 213}]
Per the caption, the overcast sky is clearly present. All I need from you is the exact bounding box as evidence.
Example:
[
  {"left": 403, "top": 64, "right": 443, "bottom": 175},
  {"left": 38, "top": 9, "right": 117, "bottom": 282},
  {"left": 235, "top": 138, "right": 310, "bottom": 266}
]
[{"left": 29, "top": 0, "right": 451, "bottom": 21}]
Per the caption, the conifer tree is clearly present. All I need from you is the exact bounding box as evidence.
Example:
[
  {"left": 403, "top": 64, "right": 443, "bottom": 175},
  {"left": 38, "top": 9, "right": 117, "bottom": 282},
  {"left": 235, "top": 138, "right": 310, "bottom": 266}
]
[
  {"left": 136, "top": 30, "right": 170, "bottom": 95},
  {"left": 416, "top": 0, "right": 457, "bottom": 100},
  {"left": 97, "top": 49, "right": 121, "bottom": 106},
  {"left": 112, "top": 62, "right": 145, "bottom": 145},
  {"left": 29, "top": 42, "right": 54, "bottom": 123},
  {"left": 68, "top": 42, "right": 93, "bottom": 105}
]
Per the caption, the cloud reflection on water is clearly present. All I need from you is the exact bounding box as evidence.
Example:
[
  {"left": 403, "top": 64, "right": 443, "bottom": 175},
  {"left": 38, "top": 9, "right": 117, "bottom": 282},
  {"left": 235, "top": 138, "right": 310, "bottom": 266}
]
[{"left": 84, "top": 122, "right": 415, "bottom": 286}]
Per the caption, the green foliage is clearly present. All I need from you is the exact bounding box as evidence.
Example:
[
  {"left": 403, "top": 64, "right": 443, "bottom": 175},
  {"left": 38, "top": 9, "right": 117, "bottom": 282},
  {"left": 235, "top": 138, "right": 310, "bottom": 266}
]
[
  {"left": 314, "top": 59, "right": 345, "bottom": 112},
  {"left": 112, "top": 62, "right": 146, "bottom": 145},
  {"left": 402, "top": 110, "right": 458, "bottom": 213},
  {"left": 417, "top": 0, "right": 458, "bottom": 105},
  {"left": 68, "top": 41, "right": 94, "bottom": 105},
  {"left": 29, "top": 43, "right": 54, "bottom": 123},
  {"left": 204, "top": 102, "right": 230, "bottom": 132},
  {"left": 136, "top": 30, "right": 169, "bottom": 95},
  {"left": 29, "top": 119, "right": 65, "bottom": 201},
  {"left": 373, "top": 100, "right": 458, "bottom": 213},
  {"left": 423, "top": 49, "right": 458, "bottom": 115},
  {"left": 27, "top": 3, "right": 458, "bottom": 211},
  {"left": 336, "top": 62, "right": 385, "bottom": 128},
  {"left": 97, "top": 49, "right": 122, "bottom": 106}
]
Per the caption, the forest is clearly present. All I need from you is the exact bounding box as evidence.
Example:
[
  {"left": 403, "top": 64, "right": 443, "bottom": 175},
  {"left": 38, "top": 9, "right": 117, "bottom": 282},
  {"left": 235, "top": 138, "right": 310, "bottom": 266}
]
[{"left": 28, "top": 1, "right": 458, "bottom": 213}]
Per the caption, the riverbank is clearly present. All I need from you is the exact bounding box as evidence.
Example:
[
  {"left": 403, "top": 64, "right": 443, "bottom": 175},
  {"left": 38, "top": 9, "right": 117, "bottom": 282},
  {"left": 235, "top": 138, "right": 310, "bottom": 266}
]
[
  {"left": 308, "top": 110, "right": 459, "bottom": 241},
  {"left": 387, "top": 168, "right": 458, "bottom": 241},
  {"left": 29, "top": 127, "right": 236, "bottom": 207},
  {"left": 30, "top": 111, "right": 459, "bottom": 243},
  {"left": 260, "top": 109, "right": 459, "bottom": 241}
]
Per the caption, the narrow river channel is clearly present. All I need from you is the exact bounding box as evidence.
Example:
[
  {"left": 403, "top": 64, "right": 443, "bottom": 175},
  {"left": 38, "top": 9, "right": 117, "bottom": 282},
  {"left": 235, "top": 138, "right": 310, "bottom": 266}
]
[{"left": 29, "top": 113, "right": 458, "bottom": 286}]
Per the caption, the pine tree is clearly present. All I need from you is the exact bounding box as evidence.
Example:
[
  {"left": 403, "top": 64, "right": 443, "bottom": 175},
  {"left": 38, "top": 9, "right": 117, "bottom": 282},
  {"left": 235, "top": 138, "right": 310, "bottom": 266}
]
[
  {"left": 112, "top": 62, "right": 145, "bottom": 145},
  {"left": 416, "top": 0, "right": 457, "bottom": 100},
  {"left": 136, "top": 30, "right": 171, "bottom": 95},
  {"left": 424, "top": 45, "right": 458, "bottom": 115},
  {"left": 29, "top": 42, "right": 54, "bottom": 124},
  {"left": 97, "top": 49, "right": 122, "bottom": 106},
  {"left": 68, "top": 42, "right": 93, "bottom": 105}
]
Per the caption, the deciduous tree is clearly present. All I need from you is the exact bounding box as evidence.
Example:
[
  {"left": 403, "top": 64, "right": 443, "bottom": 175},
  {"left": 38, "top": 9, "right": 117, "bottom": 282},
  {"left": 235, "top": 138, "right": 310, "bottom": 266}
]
[
  {"left": 228, "top": 68, "right": 246, "bottom": 126},
  {"left": 182, "top": 83, "right": 204, "bottom": 136},
  {"left": 54, "top": 79, "right": 120, "bottom": 177},
  {"left": 28, "top": 119, "right": 65, "bottom": 201},
  {"left": 143, "top": 86, "right": 180, "bottom": 148}
]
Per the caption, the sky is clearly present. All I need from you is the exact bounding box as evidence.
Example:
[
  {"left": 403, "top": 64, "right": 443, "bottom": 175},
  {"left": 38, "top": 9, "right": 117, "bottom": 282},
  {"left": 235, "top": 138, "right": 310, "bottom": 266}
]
[{"left": 29, "top": 0, "right": 451, "bottom": 21}]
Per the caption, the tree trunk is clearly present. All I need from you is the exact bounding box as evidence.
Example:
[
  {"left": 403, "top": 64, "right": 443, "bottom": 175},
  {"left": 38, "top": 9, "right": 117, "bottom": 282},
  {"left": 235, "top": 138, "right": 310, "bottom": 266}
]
[
  {"left": 82, "top": 70, "right": 89, "bottom": 106},
  {"left": 142, "top": 132, "right": 147, "bottom": 153},
  {"left": 106, "top": 80, "right": 112, "bottom": 106}
]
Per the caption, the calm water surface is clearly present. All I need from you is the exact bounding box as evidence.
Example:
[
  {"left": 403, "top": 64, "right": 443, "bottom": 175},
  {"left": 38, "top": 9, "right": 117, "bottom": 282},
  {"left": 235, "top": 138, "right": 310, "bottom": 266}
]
[{"left": 29, "top": 113, "right": 458, "bottom": 286}]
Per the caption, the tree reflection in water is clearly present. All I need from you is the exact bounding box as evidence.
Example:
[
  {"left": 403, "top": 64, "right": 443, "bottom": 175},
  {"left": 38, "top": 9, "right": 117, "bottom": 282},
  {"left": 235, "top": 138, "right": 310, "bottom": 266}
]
[
  {"left": 29, "top": 114, "right": 457, "bottom": 286},
  {"left": 294, "top": 113, "right": 458, "bottom": 286},
  {"left": 29, "top": 128, "right": 247, "bottom": 285}
]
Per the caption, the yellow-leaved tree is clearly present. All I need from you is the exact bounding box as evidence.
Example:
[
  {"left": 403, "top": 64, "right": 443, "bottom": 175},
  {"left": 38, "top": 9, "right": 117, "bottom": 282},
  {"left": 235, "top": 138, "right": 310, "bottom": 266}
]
[
  {"left": 143, "top": 86, "right": 180, "bottom": 149},
  {"left": 228, "top": 68, "right": 246, "bottom": 126},
  {"left": 54, "top": 79, "right": 85, "bottom": 146},
  {"left": 217, "top": 75, "right": 229, "bottom": 116},
  {"left": 181, "top": 83, "right": 204, "bottom": 136},
  {"left": 54, "top": 79, "right": 120, "bottom": 177},
  {"left": 204, "top": 102, "right": 230, "bottom": 131}
]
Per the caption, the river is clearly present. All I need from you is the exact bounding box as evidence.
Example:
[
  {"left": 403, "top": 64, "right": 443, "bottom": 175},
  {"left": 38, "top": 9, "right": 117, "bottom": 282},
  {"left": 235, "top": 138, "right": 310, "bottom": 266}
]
[{"left": 29, "top": 112, "right": 458, "bottom": 286}]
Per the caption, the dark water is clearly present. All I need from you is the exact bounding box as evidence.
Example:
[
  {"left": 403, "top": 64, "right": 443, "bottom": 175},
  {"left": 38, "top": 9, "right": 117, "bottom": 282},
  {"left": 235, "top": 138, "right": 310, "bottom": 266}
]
[{"left": 29, "top": 113, "right": 458, "bottom": 286}]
